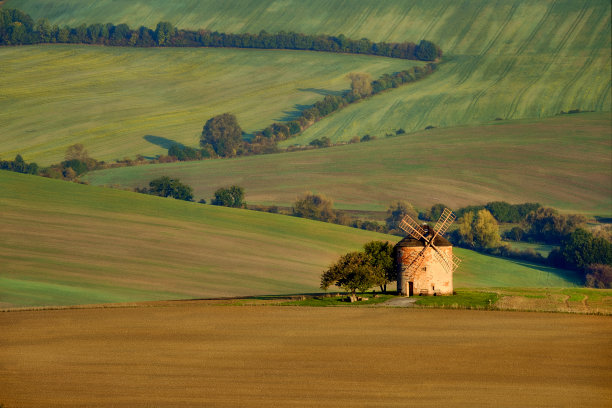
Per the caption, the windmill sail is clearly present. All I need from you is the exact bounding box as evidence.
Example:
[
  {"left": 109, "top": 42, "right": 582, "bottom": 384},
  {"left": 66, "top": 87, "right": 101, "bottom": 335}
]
[{"left": 399, "top": 215, "right": 427, "bottom": 240}]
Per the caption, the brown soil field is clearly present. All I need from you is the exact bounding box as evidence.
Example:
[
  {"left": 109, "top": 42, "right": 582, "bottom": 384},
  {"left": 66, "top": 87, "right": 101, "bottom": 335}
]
[{"left": 1, "top": 303, "right": 611, "bottom": 407}]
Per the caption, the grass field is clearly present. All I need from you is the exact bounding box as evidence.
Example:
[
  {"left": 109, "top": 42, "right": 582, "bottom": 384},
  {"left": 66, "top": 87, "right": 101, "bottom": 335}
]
[
  {"left": 4, "top": 0, "right": 610, "bottom": 148},
  {"left": 1, "top": 305, "right": 610, "bottom": 407},
  {"left": 85, "top": 113, "right": 612, "bottom": 216},
  {"left": 1, "top": 171, "right": 580, "bottom": 308},
  {"left": 0, "top": 45, "right": 413, "bottom": 165}
]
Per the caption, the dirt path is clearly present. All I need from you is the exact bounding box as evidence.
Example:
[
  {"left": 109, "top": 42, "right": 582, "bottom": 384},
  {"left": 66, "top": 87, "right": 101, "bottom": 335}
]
[
  {"left": 382, "top": 297, "right": 418, "bottom": 307},
  {"left": 563, "top": 294, "right": 571, "bottom": 308}
]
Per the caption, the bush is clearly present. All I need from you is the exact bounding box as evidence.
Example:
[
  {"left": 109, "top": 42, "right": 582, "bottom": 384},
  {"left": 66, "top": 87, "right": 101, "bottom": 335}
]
[
  {"left": 293, "top": 192, "right": 335, "bottom": 222},
  {"left": 140, "top": 176, "right": 193, "bottom": 201},
  {"left": 211, "top": 185, "right": 245, "bottom": 208},
  {"left": 168, "top": 144, "right": 202, "bottom": 161},
  {"left": 585, "top": 264, "right": 612, "bottom": 288}
]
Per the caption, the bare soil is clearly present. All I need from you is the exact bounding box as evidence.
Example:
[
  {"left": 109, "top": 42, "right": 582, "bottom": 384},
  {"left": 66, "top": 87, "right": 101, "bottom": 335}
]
[{"left": 1, "top": 302, "right": 610, "bottom": 407}]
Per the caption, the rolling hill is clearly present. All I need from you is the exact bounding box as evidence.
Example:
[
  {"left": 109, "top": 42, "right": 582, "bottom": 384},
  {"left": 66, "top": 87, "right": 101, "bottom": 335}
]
[
  {"left": 1, "top": 171, "right": 580, "bottom": 308},
  {"left": 3, "top": 0, "right": 610, "bottom": 149},
  {"left": 85, "top": 113, "right": 612, "bottom": 216},
  {"left": 0, "top": 45, "right": 413, "bottom": 165}
]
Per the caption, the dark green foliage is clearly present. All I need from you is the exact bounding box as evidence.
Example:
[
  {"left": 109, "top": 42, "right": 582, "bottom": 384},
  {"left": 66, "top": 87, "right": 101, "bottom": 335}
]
[
  {"left": 211, "top": 185, "right": 245, "bottom": 208},
  {"left": 292, "top": 192, "right": 335, "bottom": 222},
  {"left": 320, "top": 251, "right": 377, "bottom": 297},
  {"left": 155, "top": 21, "right": 175, "bottom": 45},
  {"left": 524, "top": 207, "right": 586, "bottom": 244},
  {"left": 168, "top": 144, "right": 202, "bottom": 161},
  {"left": 556, "top": 228, "right": 612, "bottom": 271},
  {"left": 143, "top": 176, "right": 193, "bottom": 201},
  {"left": 60, "top": 159, "right": 88, "bottom": 176},
  {"left": 415, "top": 40, "right": 442, "bottom": 61},
  {"left": 201, "top": 113, "right": 243, "bottom": 157},
  {"left": 0, "top": 154, "right": 38, "bottom": 175},
  {"left": 363, "top": 241, "right": 395, "bottom": 292},
  {"left": 309, "top": 137, "right": 332, "bottom": 148},
  {"left": 0, "top": 9, "right": 442, "bottom": 62},
  {"left": 504, "top": 226, "right": 526, "bottom": 242},
  {"left": 485, "top": 201, "right": 541, "bottom": 223}
]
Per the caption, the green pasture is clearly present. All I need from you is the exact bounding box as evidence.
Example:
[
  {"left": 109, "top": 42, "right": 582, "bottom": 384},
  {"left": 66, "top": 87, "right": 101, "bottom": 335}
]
[
  {"left": 85, "top": 113, "right": 612, "bottom": 216},
  {"left": 504, "top": 241, "right": 556, "bottom": 257},
  {"left": 0, "top": 45, "right": 413, "bottom": 165},
  {"left": 1, "top": 171, "right": 579, "bottom": 308},
  {"left": 4, "top": 0, "right": 610, "bottom": 148}
]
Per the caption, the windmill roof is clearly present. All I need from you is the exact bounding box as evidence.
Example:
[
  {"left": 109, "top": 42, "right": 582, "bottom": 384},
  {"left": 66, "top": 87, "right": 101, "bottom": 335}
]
[{"left": 394, "top": 233, "right": 452, "bottom": 248}]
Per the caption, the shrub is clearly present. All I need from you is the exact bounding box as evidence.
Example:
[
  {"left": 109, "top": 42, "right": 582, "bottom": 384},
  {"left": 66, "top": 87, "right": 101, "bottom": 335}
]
[
  {"left": 211, "top": 185, "right": 245, "bottom": 208},
  {"left": 585, "top": 264, "right": 612, "bottom": 289}
]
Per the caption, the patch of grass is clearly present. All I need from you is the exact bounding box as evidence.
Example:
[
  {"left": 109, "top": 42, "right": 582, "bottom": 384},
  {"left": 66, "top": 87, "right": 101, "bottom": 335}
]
[
  {"left": 277, "top": 293, "right": 396, "bottom": 306},
  {"left": 0, "top": 45, "right": 413, "bottom": 165},
  {"left": 86, "top": 113, "right": 612, "bottom": 216},
  {"left": 0, "top": 171, "right": 394, "bottom": 308},
  {"left": 414, "top": 290, "right": 499, "bottom": 309},
  {"left": 1, "top": 172, "right": 581, "bottom": 308},
  {"left": 495, "top": 287, "right": 612, "bottom": 314},
  {"left": 2, "top": 0, "right": 609, "bottom": 166}
]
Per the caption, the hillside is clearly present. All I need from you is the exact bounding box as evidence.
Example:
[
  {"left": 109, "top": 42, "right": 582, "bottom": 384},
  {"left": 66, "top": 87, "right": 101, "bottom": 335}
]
[
  {"left": 85, "top": 113, "right": 612, "bottom": 216},
  {"left": 1, "top": 171, "right": 580, "bottom": 308},
  {"left": 4, "top": 0, "right": 610, "bottom": 147},
  {"left": 0, "top": 45, "right": 413, "bottom": 165}
]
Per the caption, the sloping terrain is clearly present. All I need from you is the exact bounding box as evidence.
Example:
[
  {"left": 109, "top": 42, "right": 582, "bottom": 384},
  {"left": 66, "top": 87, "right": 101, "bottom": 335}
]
[
  {"left": 85, "top": 113, "right": 612, "bottom": 216},
  {"left": 5, "top": 0, "right": 610, "bottom": 147},
  {"left": 0, "top": 171, "right": 579, "bottom": 308},
  {"left": 0, "top": 45, "right": 412, "bottom": 165}
]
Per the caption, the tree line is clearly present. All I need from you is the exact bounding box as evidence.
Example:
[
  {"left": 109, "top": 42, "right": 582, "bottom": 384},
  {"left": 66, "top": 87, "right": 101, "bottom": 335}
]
[
  {"left": 0, "top": 9, "right": 442, "bottom": 61},
  {"left": 172, "top": 66, "right": 437, "bottom": 160}
]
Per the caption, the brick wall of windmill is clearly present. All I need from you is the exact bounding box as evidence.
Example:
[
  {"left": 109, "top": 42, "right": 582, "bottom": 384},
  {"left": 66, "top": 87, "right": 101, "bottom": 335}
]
[{"left": 396, "top": 246, "right": 453, "bottom": 296}]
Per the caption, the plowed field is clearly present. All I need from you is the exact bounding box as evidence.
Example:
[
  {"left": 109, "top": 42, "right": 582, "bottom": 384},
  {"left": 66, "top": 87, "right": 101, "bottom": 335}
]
[{"left": 1, "top": 304, "right": 610, "bottom": 407}]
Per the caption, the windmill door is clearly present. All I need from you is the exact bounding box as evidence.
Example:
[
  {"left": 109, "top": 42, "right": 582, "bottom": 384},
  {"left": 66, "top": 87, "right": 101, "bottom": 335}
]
[{"left": 408, "top": 282, "right": 414, "bottom": 296}]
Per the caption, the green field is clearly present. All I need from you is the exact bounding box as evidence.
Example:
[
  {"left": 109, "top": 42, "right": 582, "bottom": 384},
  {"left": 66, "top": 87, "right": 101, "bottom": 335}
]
[
  {"left": 4, "top": 0, "right": 610, "bottom": 148},
  {"left": 0, "top": 171, "right": 580, "bottom": 308},
  {"left": 0, "top": 45, "right": 413, "bottom": 165},
  {"left": 85, "top": 113, "right": 612, "bottom": 216}
]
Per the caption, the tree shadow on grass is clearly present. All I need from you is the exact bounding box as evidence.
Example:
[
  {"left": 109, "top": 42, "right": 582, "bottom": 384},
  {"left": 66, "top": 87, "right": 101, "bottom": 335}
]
[
  {"left": 504, "top": 258, "right": 582, "bottom": 284},
  {"left": 297, "top": 88, "right": 344, "bottom": 97},
  {"left": 275, "top": 103, "right": 313, "bottom": 122},
  {"left": 144, "top": 135, "right": 184, "bottom": 150}
]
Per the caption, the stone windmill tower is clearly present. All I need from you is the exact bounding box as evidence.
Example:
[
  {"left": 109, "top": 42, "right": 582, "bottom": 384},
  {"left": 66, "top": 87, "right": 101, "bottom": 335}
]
[{"left": 395, "top": 208, "right": 461, "bottom": 296}]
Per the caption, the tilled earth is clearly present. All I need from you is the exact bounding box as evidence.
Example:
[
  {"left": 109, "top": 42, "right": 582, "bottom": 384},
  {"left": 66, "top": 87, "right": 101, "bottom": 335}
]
[{"left": 1, "top": 302, "right": 611, "bottom": 407}]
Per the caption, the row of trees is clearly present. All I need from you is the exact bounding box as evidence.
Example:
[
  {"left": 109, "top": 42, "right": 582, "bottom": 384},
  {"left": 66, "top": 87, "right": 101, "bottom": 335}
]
[
  {"left": 194, "top": 66, "right": 437, "bottom": 158},
  {"left": 1, "top": 9, "right": 442, "bottom": 62},
  {"left": 0, "top": 154, "right": 38, "bottom": 175},
  {"left": 134, "top": 178, "right": 246, "bottom": 208}
]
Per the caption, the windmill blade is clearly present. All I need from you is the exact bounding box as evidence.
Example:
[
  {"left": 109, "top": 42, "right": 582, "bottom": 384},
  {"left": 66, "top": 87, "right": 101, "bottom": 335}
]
[
  {"left": 401, "top": 247, "right": 426, "bottom": 275},
  {"left": 433, "top": 208, "right": 456, "bottom": 236},
  {"left": 432, "top": 248, "right": 454, "bottom": 274},
  {"left": 399, "top": 215, "right": 427, "bottom": 240},
  {"left": 451, "top": 254, "right": 462, "bottom": 270}
]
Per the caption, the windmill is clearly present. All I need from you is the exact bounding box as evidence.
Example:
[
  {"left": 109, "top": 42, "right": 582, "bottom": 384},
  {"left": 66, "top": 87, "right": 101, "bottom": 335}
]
[{"left": 395, "top": 208, "right": 461, "bottom": 296}]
